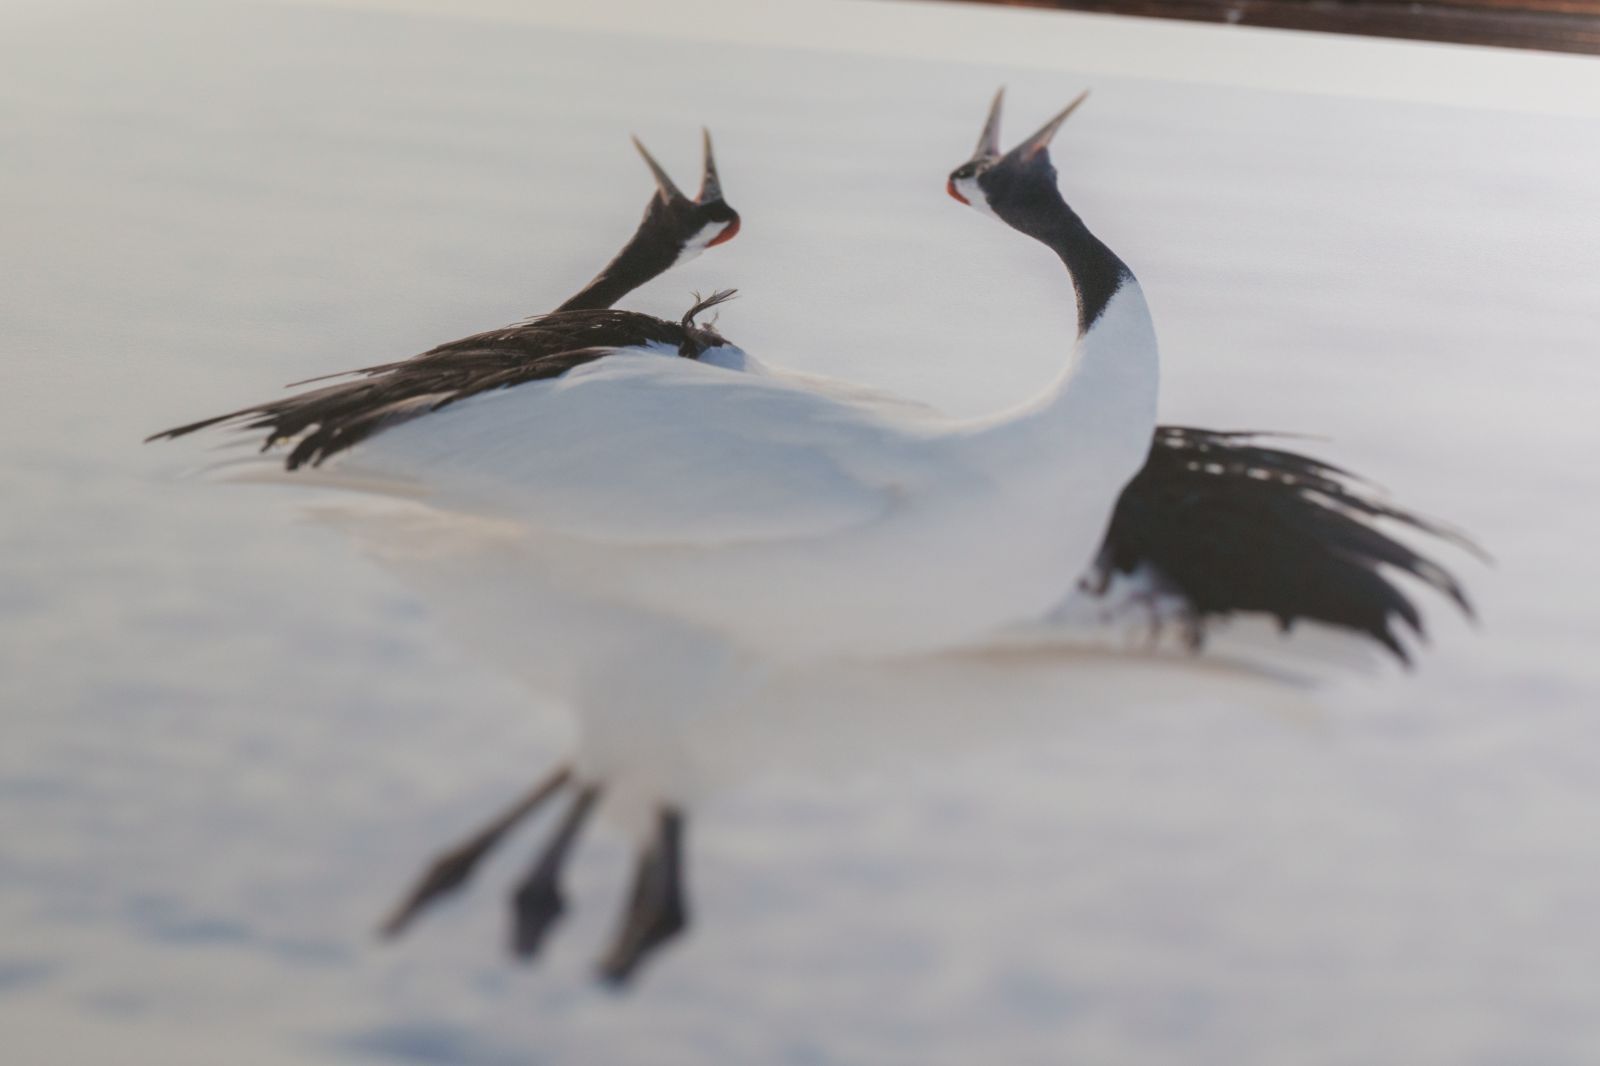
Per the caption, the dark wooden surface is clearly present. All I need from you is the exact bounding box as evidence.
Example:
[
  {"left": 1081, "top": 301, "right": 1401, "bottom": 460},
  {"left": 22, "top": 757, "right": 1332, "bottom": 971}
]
[{"left": 951, "top": 0, "right": 1600, "bottom": 53}]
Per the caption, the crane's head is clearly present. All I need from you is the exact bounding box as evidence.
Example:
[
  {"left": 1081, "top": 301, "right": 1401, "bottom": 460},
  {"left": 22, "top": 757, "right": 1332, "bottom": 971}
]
[
  {"left": 947, "top": 88, "right": 1088, "bottom": 225},
  {"left": 633, "top": 129, "right": 741, "bottom": 265}
]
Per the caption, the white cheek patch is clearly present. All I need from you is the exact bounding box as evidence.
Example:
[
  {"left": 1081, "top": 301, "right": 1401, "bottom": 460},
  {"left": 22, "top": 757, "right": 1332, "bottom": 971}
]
[
  {"left": 955, "top": 175, "right": 999, "bottom": 220},
  {"left": 674, "top": 222, "right": 731, "bottom": 266}
]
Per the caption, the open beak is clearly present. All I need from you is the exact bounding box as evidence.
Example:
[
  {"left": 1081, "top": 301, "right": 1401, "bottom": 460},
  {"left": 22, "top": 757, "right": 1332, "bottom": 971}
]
[{"left": 634, "top": 131, "right": 728, "bottom": 207}]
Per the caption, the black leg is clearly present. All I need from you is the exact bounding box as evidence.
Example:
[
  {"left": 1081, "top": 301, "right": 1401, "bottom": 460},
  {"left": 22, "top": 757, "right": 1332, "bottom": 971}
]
[
  {"left": 379, "top": 763, "right": 572, "bottom": 938},
  {"left": 597, "top": 807, "right": 689, "bottom": 987},
  {"left": 510, "top": 783, "right": 602, "bottom": 959}
]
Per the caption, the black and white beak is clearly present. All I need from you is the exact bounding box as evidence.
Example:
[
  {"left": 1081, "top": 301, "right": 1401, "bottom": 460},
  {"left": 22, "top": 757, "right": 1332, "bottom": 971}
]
[
  {"left": 633, "top": 130, "right": 740, "bottom": 248},
  {"left": 634, "top": 131, "right": 728, "bottom": 206}
]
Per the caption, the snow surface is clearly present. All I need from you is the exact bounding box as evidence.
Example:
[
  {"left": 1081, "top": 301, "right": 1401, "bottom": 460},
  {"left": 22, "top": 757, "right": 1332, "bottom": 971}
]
[{"left": 4, "top": 1, "right": 1600, "bottom": 1063}]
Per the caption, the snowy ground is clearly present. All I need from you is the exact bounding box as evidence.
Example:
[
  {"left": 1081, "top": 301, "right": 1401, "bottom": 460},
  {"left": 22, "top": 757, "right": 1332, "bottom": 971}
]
[{"left": 4, "top": 1, "right": 1600, "bottom": 1063}]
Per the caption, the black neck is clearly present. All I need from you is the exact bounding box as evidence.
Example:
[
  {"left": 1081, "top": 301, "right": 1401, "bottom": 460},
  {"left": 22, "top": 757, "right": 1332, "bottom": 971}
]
[
  {"left": 1039, "top": 209, "right": 1132, "bottom": 334},
  {"left": 555, "top": 223, "right": 681, "bottom": 313},
  {"left": 988, "top": 179, "right": 1132, "bottom": 334}
]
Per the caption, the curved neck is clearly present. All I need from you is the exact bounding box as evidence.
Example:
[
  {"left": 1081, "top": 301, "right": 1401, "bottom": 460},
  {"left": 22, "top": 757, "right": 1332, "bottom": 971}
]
[
  {"left": 1059, "top": 225, "right": 1130, "bottom": 338},
  {"left": 995, "top": 186, "right": 1132, "bottom": 338},
  {"left": 555, "top": 214, "right": 681, "bottom": 313},
  {"left": 967, "top": 186, "right": 1158, "bottom": 474}
]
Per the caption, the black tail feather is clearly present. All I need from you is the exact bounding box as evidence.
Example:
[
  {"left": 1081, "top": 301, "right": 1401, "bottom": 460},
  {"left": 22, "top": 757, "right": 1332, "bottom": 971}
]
[{"left": 1096, "top": 426, "right": 1479, "bottom": 664}]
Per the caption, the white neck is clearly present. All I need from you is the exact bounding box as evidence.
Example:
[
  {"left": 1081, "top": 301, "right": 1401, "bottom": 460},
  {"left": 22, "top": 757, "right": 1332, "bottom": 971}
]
[
  {"left": 965, "top": 279, "right": 1159, "bottom": 481},
  {"left": 933, "top": 275, "right": 1158, "bottom": 620}
]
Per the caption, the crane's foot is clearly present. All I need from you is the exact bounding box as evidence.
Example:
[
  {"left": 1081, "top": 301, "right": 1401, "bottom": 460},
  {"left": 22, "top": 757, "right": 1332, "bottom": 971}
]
[
  {"left": 597, "top": 807, "right": 689, "bottom": 987},
  {"left": 510, "top": 784, "right": 601, "bottom": 959},
  {"left": 382, "top": 773, "right": 695, "bottom": 987},
  {"left": 379, "top": 764, "right": 571, "bottom": 938}
]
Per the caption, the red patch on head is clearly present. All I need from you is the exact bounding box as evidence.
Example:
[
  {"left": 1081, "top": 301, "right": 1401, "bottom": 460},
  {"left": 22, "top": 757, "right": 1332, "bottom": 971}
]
[
  {"left": 707, "top": 216, "right": 740, "bottom": 247},
  {"left": 946, "top": 178, "right": 969, "bottom": 205}
]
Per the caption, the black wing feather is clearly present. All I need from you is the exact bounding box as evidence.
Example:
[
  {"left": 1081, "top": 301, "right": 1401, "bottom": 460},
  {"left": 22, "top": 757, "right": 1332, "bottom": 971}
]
[
  {"left": 1094, "top": 426, "right": 1479, "bottom": 664},
  {"left": 147, "top": 303, "right": 730, "bottom": 470}
]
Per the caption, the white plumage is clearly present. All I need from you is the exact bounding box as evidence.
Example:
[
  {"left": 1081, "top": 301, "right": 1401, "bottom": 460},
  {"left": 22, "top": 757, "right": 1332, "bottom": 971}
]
[{"left": 318, "top": 281, "right": 1155, "bottom": 665}]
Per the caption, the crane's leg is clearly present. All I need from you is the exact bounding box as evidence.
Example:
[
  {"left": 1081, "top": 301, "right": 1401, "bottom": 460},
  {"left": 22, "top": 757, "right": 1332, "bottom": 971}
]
[
  {"left": 379, "top": 763, "right": 572, "bottom": 938},
  {"left": 509, "top": 783, "right": 602, "bottom": 958},
  {"left": 597, "top": 806, "right": 688, "bottom": 986}
]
